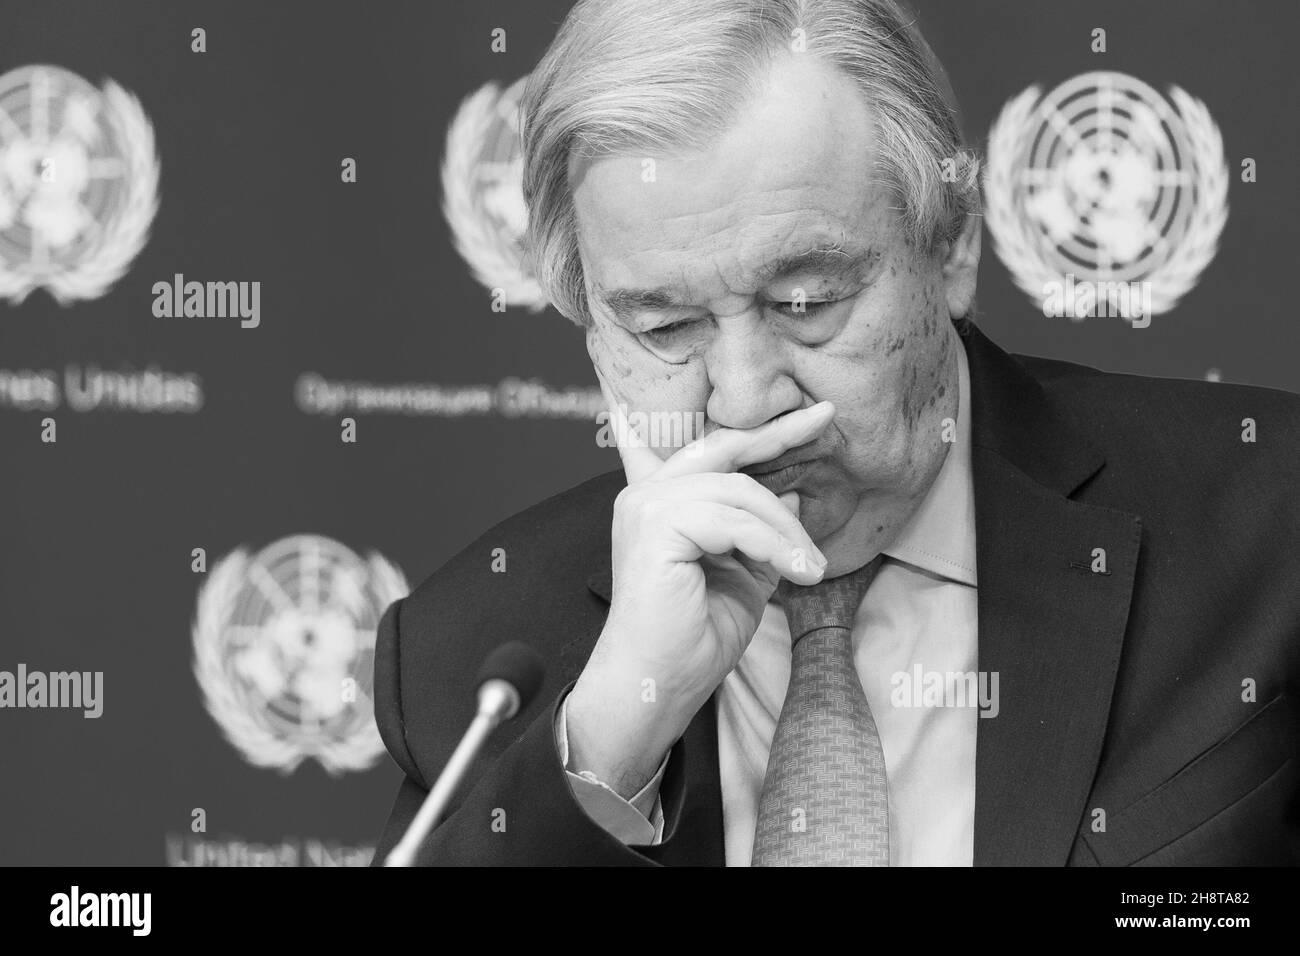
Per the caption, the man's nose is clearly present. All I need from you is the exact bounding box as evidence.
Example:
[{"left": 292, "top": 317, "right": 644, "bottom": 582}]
[{"left": 702, "top": 316, "right": 802, "bottom": 430}]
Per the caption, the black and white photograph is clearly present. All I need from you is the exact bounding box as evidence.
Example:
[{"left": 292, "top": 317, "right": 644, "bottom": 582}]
[{"left": 0, "top": 0, "right": 1295, "bottom": 935}]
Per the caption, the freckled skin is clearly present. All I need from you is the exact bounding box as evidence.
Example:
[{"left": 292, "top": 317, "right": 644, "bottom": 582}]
[{"left": 574, "top": 51, "right": 979, "bottom": 574}]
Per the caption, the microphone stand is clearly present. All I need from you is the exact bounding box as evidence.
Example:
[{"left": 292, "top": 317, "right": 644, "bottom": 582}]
[{"left": 383, "top": 679, "right": 518, "bottom": 867}]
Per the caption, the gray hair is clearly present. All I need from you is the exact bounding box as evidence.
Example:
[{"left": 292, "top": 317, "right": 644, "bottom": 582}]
[{"left": 520, "top": 0, "right": 981, "bottom": 332}]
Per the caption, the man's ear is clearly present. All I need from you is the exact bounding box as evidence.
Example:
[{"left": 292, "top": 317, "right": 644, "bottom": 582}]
[{"left": 941, "top": 211, "right": 981, "bottom": 319}]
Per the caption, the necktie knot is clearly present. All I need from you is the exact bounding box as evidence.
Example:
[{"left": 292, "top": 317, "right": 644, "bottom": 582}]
[{"left": 776, "top": 554, "right": 885, "bottom": 645}]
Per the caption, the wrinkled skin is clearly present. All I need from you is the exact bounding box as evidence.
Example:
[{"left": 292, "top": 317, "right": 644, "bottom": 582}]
[{"left": 573, "top": 49, "right": 979, "bottom": 577}]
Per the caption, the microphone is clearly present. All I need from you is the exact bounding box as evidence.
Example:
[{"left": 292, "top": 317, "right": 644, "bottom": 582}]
[{"left": 384, "top": 642, "right": 546, "bottom": 867}]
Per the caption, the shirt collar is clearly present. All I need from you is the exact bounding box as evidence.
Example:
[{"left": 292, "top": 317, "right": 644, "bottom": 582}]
[{"left": 880, "top": 334, "right": 978, "bottom": 586}]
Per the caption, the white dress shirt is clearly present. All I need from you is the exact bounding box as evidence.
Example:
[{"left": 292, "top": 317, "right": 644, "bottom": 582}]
[{"left": 559, "top": 341, "right": 979, "bottom": 865}]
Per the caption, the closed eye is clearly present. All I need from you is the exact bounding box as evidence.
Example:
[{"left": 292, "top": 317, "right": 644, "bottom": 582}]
[
  {"left": 768, "top": 299, "right": 837, "bottom": 318},
  {"left": 641, "top": 297, "right": 842, "bottom": 342},
  {"left": 642, "top": 319, "right": 695, "bottom": 342}
]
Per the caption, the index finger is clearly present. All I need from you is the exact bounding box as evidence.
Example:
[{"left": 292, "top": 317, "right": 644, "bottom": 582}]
[
  {"left": 595, "top": 366, "right": 664, "bottom": 484},
  {"left": 657, "top": 401, "right": 836, "bottom": 481}
]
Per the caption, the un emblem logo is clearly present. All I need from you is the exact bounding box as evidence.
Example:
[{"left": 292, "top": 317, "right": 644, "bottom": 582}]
[
  {"left": 0, "top": 64, "right": 160, "bottom": 305},
  {"left": 441, "top": 75, "right": 549, "bottom": 312},
  {"left": 985, "top": 71, "right": 1228, "bottom": 323},
  {"left": 192, "top": 535, "right": 409, "bottom": 775}
]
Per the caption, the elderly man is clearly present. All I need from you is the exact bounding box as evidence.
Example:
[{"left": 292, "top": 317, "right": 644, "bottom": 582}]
[{"left": 372, "top": 0, "right": 1298, "bottom": 866}]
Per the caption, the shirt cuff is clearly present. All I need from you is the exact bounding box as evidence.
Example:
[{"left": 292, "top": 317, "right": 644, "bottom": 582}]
[{"left": 554, "top": 690, "right": 667, "bottom": 846}]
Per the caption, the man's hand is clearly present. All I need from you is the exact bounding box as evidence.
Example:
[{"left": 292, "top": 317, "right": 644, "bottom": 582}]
[{"left": 565, "top": 372, "right": 834, "bottom": 797}]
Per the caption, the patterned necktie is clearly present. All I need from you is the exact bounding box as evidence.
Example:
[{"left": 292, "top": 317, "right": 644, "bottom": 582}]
[{"left": 751, "top": 555, "right": 889, "bottom": 866}]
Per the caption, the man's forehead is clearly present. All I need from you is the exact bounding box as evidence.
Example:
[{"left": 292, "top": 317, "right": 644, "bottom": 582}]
[
  {"left": 574, "top": 54, "right": 888, "bottom": 224},
  {"left": 569, "top": 51, "right": 901, "bottom": 315}
]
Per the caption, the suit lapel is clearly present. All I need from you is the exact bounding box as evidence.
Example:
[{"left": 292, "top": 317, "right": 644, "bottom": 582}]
[
  {"left": 963, "top": 326, "right": 1141, "bottom": 865},
  {"left": 576, "top": 325, "right": 1141, "bottom": 867}
]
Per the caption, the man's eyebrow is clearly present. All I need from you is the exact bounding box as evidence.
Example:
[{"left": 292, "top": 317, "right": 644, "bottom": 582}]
[
  {"left": 596, "top": 287, "right": 686, "bottom": 324},
  {"left": 595, "top": 243, "right": 877, "bottom": 323},
  {"left": 750, "top": 244, "right": 875, "bottom": 286}
]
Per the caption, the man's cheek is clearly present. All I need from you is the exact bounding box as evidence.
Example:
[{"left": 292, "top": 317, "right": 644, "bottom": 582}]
[
  {"left": 841, "top": 413, "right": 908, "bottom": 473},
  {"left": 613, "top": 384, "right": 710, "bottom": 455},
  {"left": 589, "top": 337, "right": 637, "bottom": 380}
]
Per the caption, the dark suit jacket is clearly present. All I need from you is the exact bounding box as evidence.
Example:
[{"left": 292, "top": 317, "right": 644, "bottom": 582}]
[{"left": 371, "top": 324, "right": 1300, "bottom": 866}]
